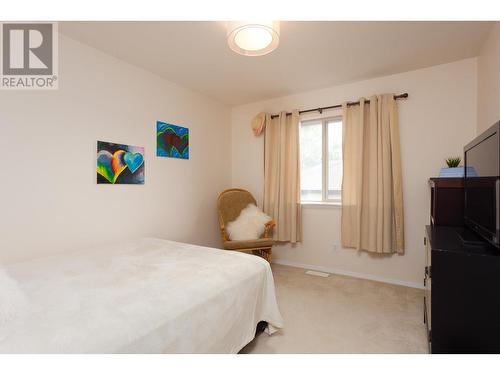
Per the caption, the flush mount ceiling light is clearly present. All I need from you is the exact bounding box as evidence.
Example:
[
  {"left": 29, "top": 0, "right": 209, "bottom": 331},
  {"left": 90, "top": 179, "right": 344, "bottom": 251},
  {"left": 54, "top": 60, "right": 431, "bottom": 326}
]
[{"left": 227, "top": 21, "right": 280, "bottom": 56}]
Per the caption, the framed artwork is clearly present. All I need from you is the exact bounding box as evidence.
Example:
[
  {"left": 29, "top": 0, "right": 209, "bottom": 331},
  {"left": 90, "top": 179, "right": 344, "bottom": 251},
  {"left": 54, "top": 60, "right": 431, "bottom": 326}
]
[
  {"left": 96, "top": 141, "right": 145, "bottom": 184},
  {"left": 156, "top": 121, "right": 189, "bottom": 159}
]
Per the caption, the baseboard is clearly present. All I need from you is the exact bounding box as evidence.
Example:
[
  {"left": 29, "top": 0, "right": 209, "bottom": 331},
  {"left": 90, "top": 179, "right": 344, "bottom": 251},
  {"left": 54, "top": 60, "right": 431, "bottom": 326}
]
[{"left": 271, "top": 258, "right": 424, "bottom": 290}]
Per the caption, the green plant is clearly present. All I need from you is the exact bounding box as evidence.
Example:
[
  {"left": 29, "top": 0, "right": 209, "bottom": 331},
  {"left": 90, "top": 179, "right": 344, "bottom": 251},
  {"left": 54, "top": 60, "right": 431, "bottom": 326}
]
[{"left": 445, "top": 157, "right": 461, "bottom": 168}]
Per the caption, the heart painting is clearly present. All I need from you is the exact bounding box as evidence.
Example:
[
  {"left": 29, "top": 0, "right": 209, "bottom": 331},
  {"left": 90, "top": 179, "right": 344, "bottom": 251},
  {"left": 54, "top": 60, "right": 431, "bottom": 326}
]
[
  {"left": 123, "top": 152, "right": 144, "bottom": 173},
  {"left": 97, "top": 141, "right": 145, "bottom": 184},
  {"left": 156, "top": 121, "right": 189, "bottom": 159}
]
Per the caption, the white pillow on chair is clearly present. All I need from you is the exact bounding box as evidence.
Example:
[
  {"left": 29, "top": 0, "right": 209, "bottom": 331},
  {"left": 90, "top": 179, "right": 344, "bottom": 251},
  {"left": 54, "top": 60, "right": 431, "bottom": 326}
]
[
  {"left": 0, "top": 267, "right": 28, "bottom": 325},
  {"left": 226, "top": 204, "right": 272, "bottom": 241}
]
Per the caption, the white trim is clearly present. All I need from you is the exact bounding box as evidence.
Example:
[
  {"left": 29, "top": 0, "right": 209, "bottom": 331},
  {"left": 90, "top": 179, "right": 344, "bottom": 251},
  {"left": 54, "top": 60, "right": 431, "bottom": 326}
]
[
  {"left": 322, "top": 118, "right": 328, "bottom": 202},
  {"left": 301, "top": 201, "right": 341, "bottom": 208},
  {"left": 272, "top": 258, "right": 424, "bottom": 290}
]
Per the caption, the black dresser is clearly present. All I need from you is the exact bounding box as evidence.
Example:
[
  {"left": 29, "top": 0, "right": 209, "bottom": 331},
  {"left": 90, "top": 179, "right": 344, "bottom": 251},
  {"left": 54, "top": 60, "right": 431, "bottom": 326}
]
[{"left": 424, "top": 225, "right": 500, "bottom": 353}]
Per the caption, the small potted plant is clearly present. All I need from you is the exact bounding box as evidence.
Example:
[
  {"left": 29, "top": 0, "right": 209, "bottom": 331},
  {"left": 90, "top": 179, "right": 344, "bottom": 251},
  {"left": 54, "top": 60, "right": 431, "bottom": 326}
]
[{"left": 439, "top": 157, "right": 464, "bottom": 177}]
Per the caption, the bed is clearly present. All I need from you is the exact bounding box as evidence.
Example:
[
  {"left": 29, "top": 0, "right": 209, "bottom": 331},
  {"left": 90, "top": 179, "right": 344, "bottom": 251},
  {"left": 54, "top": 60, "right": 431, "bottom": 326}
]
[{"left": 0, "top": 238, "right": 284, "bottom": 353}]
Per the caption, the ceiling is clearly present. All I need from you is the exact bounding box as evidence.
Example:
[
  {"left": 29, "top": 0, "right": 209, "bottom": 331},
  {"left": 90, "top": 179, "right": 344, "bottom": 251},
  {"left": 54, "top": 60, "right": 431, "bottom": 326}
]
[{"left": 60, "top": 21, "right": 493, "bottom": 106}]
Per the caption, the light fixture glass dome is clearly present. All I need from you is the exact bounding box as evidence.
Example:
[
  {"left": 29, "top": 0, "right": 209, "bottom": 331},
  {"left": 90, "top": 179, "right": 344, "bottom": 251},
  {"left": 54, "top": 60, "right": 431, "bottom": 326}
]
[{"left": 227, "top": 21, "right": 280, "bottom": 56}]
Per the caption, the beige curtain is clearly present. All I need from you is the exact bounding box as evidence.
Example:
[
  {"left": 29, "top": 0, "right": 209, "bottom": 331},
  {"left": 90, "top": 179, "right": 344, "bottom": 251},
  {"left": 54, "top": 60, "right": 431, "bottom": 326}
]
[
  {"left": 264, "top": 111, "right": 302, "bottom": 243},
  {"left": 341, "top": 94, "right": 404, "bottom": 254}
]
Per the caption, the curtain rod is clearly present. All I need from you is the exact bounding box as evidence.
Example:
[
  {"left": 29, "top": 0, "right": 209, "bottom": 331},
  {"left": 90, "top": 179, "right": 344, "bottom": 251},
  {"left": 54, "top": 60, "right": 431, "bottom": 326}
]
[{"left": 270, "top": 93, "right": 408, "bottom": 119}]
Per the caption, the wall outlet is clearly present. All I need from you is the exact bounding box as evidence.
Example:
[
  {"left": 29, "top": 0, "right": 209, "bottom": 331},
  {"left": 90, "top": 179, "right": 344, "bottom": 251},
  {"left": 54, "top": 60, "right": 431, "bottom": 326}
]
[{"left": 332, "top": 244, "right": 339, "bottom": 251}]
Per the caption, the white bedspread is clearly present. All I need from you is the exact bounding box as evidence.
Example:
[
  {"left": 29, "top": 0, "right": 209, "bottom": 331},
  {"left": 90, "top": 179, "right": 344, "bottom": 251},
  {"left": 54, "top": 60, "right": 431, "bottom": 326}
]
[{"left": 0, "top": 238, "right": 283, "bottom": 353}]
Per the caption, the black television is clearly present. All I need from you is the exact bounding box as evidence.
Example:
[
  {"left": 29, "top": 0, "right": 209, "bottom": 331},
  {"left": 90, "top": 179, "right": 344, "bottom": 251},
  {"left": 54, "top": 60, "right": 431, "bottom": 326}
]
[{"left": 464, "top": 121, "right": 500, "bottom": 248}]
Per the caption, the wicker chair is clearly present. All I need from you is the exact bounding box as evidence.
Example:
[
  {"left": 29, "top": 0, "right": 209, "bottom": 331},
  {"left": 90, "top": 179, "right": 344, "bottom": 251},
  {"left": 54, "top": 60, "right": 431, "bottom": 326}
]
[{"left": 217, "top": 188, "right": 276, "bottom": 263}]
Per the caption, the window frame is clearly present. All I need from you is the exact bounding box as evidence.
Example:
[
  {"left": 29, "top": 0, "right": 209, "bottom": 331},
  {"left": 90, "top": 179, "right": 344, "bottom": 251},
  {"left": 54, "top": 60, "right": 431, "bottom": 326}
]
[{"left": 300, "top": 115, "right": 343, "bottom": 205}]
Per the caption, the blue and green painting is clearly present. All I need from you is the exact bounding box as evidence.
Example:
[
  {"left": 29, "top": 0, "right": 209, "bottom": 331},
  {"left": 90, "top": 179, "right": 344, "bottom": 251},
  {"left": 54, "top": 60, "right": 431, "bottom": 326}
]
[{"left": 156, "top": 121, "right": 189, "bottom": 159}]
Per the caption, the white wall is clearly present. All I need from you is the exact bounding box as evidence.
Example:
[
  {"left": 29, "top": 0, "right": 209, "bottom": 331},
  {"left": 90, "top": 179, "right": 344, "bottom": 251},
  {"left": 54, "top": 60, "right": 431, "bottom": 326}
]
[
  {"left": 477, "top": 22, "right": 500, "bottom": 134},
  {"left": 0, "top": 35, "right": 231, "bottom": 263},
  {"left": 0, "top": 31, "right": 481, "bottom": 287},
  {"left": 231, "top": 58, "right": 478, "bottom": 288}
]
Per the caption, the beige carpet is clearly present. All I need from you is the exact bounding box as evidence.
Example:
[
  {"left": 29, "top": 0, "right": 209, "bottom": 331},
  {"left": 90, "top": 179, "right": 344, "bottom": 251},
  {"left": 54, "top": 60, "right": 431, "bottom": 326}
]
[{"left": 241, "top": 264, "right": 428, "bottom": 354}]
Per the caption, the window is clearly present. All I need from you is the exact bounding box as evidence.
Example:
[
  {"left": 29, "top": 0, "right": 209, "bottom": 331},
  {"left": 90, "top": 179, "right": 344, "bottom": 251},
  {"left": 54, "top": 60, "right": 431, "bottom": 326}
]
[{"left": 300, "top": 117, "right": 342, "bottom": 203}]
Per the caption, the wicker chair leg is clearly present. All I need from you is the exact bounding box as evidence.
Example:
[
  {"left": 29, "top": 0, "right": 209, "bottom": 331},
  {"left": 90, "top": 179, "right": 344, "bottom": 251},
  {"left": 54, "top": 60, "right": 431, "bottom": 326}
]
[
  {"left": 252, "top": 250, "right": 262, "bottom": 259},
  {"left": 250, "top": 248, "right": 272, "bottom": 263}
]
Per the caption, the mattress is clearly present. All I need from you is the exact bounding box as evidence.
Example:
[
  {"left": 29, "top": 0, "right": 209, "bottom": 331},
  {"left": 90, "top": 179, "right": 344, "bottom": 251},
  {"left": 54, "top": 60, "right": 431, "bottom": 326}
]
[{"left": 0, "top": 238, "right": 284, "bottom": 353}]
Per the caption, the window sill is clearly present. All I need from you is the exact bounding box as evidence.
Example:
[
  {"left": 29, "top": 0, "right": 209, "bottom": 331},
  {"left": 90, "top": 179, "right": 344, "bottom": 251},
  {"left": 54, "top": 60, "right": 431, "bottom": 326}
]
[{"left": 300, "top": 201, "right": 341, "bottom": 208}]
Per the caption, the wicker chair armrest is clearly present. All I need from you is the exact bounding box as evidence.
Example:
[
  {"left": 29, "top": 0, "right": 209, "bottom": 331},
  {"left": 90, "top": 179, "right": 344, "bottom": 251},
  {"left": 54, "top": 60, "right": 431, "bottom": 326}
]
[
  {"left": 263, "top": 220, "right": 276, "bottom": 238},
  {"left": 219, "top": 223, "right": 229, "bottom": 242}
]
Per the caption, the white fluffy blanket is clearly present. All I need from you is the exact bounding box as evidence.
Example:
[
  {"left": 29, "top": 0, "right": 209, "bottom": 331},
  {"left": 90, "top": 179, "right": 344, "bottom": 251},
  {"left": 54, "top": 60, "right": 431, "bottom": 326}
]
[
  {"left": 0, "top": 238, "right": 283, "bottom": 353},
  {"left": 226, "top": 204, "right": 272, "bottom": 240}
]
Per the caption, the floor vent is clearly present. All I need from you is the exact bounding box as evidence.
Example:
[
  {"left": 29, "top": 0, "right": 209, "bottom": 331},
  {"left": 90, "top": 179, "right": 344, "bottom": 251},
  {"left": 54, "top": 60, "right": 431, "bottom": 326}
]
[{"left": 305, "top": 270, "right": 330, "bottom": 278}]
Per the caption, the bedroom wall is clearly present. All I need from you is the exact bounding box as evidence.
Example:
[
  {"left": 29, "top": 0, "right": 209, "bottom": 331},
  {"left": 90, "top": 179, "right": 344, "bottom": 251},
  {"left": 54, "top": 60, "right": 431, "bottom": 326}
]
[
  {"left": 0, "top": 34, "right": 231, "bottom": 263},
  {"left": 230, "top": 58, "right": 478, "bottom": 288},
  {"left": 477, "top": 22, "right": 500, "bottom": 133}
]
